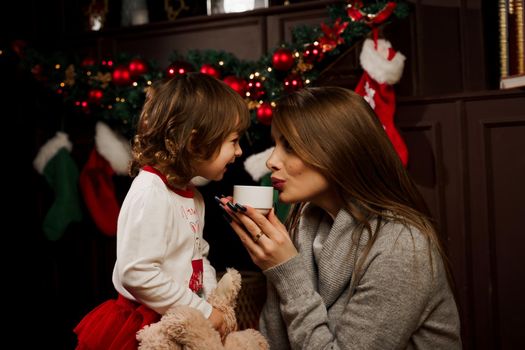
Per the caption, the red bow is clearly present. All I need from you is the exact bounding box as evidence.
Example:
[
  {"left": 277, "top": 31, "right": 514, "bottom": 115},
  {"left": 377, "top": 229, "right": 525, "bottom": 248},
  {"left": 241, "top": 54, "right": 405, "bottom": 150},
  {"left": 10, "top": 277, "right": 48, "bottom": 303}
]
[
  {"left": 319, "top": 18, "right": 350, "bottom": 53},
  {"left": 347, "top": 1, "right": 397, "bottom": 26}
]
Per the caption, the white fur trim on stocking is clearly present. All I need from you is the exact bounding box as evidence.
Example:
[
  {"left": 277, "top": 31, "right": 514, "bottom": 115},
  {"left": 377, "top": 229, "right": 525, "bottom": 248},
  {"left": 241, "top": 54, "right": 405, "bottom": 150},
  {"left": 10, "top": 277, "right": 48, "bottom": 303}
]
[
  {"left": 95, "top": 122, "right": 132, "bottom": 175},
  {"left": 360, "top": 38, "right": 406, "bottom": 85},
  {"left": 33, "top": 132, "right": 72, "bottom": 174},
  {"left": 244, "top": 147, "right": 274, "bottom": 182}
]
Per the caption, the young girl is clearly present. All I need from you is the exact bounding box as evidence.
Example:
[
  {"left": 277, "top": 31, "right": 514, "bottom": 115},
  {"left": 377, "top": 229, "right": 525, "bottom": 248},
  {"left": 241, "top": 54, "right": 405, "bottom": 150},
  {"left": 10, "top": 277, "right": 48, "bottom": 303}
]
[
  {"left": 74, "top": 73, "right": 250, "bottom": 350},
  {"left": 221, "top": 87, "right": 461, "bottom": 349}
]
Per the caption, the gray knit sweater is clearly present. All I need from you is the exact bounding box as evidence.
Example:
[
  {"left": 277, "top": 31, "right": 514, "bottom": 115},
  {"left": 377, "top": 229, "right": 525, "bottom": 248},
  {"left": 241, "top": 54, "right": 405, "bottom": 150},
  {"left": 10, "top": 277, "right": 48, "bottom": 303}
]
[{"left": 259, "top": 205, "right": 461, "bottom": 350}]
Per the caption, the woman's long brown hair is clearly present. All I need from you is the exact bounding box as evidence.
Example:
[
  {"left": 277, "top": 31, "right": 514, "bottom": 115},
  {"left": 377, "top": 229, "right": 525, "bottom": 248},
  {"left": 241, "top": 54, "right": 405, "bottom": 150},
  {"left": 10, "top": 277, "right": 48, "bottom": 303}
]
[{"left": 274, "top": 87, "right": 454, "bottom": 290}]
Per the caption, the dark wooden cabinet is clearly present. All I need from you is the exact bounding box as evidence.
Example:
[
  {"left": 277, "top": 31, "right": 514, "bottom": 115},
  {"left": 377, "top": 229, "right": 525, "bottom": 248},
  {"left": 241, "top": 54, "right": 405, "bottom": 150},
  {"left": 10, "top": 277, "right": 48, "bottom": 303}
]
[
  {"left": 397, "top": 91, "right": 525, "bottom": 349},
  {"left": 63, "top": 1, "right": 334, "bottom": 67}
]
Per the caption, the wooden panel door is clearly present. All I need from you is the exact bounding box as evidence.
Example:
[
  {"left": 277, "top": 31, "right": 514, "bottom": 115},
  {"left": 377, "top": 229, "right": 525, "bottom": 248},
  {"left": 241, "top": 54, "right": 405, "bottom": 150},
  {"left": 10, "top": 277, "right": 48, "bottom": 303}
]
[
  {"left": 465, "top": 92, "right": 525, "bottom": 349},
  {"left": 398, "top": 90, "right": 525, "bottom": 349},
  {"left": 397, "top": 98, "right": 472, "bottom": 348}
]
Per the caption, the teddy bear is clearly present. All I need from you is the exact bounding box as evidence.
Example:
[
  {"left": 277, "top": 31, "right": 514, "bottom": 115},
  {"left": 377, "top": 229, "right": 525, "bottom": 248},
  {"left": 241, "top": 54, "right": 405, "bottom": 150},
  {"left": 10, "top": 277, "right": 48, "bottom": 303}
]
[{"left": 136, "top": 268, "right": 269, "bottom": 350}]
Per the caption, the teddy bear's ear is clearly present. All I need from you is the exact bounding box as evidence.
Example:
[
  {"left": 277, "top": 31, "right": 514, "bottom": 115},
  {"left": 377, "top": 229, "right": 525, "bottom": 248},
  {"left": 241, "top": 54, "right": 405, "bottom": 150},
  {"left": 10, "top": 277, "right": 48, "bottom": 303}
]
[{"left": 214, "top": 268, "right": 242, "bottom": 301}]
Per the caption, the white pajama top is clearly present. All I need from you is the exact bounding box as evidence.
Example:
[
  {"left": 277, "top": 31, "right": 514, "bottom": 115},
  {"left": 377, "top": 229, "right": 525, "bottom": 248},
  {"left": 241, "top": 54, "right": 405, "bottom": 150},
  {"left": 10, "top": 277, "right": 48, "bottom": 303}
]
[{"left": 112, "top": 168, "right": 216, "bottom": 317}]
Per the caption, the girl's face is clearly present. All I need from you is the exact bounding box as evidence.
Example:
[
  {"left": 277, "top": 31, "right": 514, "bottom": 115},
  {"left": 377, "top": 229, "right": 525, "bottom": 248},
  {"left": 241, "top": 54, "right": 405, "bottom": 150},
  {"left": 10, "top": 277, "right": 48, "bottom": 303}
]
[
  {"left": 194, "top": 131, "right": 242, "bottom": 181},
  {"left": 266, "top": 127, "right": 335, "bottom": 209}
]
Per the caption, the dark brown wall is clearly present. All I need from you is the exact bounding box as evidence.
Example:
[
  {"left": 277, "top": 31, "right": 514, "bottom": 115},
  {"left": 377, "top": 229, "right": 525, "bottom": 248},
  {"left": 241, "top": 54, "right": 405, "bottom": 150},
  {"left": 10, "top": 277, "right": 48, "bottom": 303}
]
[
  {"left": 60, "top": 1, "right": 334, "bottom": 67},
  {"left": 397, "top": 91, "right": 525, "bottom": 350},
  {"left": 464, "top": 93, "right": 525, "bottom": 349}
]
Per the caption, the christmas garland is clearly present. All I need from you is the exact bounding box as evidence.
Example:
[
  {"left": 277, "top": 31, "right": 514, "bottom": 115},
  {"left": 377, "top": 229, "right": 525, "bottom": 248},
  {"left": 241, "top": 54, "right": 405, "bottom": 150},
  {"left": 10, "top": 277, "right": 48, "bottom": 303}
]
[{"left": 18, "top": 0, "right": 409, "bottom": 146}]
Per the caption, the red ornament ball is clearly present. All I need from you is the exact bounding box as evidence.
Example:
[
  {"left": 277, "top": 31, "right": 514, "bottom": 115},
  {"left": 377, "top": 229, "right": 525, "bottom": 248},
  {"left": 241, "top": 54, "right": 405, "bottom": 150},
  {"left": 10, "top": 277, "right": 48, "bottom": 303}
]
[
  {"left": 81, "top": 57, "right": 96, "bottom": 67},
  {"left": 256, "top": 102, "right": 273, "bottom": 126},
  {"left": 223, "top": 75, "right": 247, "bottom": 96},
  {"left": 302, "top": 43, "right": 324, "bottom": 64},
  {"left": 283, "top": 73, "right": 304, "bottom": 93},
  {"left": 88, "top": 89, "right": 104, "bottom": 104},
  {"left": 247, "top": 78, "right": 265, "bottom": 99},
  {"left": 75, "top": 100, "right": 89, "bottom": 111},
  {"left": 112, "top": 65, "right": 131, "bottom": 86},
  {"left": 272, "top": 48, "right": 295, "bottom": 71},
  {"left": 128, "top": 58, "right": 148, "bottom": 77},
  {"left": 200, "top": 64, "right": 221, "bottom": 79},
  {"left": 167, "top": 61, "right": 194, "bottom": 77},
  {"left": 31, "top": 64, "right": 47, "bottom": 82}
]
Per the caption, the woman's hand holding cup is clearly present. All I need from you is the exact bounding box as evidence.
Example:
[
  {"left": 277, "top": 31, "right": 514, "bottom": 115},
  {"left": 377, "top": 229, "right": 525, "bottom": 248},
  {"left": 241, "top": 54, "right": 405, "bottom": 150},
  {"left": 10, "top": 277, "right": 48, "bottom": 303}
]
[{"left": 217, "top": 187, "right": 298, "bottom": 270}]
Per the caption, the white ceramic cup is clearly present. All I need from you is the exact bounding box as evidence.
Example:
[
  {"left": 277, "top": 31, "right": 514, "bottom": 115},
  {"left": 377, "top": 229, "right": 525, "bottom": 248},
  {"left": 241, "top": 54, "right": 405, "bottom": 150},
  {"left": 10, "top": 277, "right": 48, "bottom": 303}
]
[{"left": 233, "top": 185, "right": 274, "bottom": 215}]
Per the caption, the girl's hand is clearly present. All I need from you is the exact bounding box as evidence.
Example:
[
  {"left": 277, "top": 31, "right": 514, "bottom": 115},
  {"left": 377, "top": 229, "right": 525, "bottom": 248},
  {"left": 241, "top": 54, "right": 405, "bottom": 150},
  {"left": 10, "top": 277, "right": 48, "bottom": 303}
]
[
  {"left": 220, "top": 199, "right": 298, "bottom": 271},
  {"left": 208, "top": 307, "right": 227, "bottom": 338}
]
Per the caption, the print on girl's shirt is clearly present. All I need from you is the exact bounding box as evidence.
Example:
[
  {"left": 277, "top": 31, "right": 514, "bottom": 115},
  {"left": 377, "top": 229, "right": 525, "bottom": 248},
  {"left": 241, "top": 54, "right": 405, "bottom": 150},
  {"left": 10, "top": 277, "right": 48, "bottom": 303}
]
[
  {"left": 179, "top": 205, "right": 201, "bottom": 233},
  {"left": 189, "top": 222, "right": 199, "bottom": 234},
  {"left": 190, "top": 259, "right": 204, "bottom": 296},
  {"left": 179, "top": 204, "right": 203, "bottom": 295},
  {"left": 180, "top": 206, "right": 198, "bottom": 220}
]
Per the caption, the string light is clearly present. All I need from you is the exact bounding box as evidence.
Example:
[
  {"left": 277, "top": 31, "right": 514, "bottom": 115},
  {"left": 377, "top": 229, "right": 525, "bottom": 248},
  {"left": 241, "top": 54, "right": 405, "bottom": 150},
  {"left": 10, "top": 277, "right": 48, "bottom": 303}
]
[{"left": 20, "top": 1, "right": 406, "bottom": 139}]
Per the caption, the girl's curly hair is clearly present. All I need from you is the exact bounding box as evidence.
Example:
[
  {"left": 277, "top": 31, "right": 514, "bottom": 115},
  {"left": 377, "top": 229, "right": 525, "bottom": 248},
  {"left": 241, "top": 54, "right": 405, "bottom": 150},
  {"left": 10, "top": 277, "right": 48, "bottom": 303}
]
[{"left": 130, "top": 73, "right": 250, "bottom": 186}]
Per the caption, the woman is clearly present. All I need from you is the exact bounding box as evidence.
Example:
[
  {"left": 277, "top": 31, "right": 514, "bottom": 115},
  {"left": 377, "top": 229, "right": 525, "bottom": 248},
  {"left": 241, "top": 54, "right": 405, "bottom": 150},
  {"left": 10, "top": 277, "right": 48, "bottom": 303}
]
[{"left": 221, "top": 87, "right": 461, "bottom": 349}]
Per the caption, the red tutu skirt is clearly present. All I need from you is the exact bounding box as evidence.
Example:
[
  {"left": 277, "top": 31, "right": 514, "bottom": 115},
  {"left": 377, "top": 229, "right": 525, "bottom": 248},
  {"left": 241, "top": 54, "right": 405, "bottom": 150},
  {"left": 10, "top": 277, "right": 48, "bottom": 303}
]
[{"left": 74, "top": 294, "right": 160, "bottom": 350}]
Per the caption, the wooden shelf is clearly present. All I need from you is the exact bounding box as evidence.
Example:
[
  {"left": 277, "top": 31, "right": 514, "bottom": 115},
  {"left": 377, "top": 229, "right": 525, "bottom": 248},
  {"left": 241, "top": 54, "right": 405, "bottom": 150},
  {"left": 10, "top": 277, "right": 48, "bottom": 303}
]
[
  {"left": 71, "top": 0, "right": 340, "bottom": 41},
  {"left": 64, "top": 0, "right": 339, "bottom": 66}
]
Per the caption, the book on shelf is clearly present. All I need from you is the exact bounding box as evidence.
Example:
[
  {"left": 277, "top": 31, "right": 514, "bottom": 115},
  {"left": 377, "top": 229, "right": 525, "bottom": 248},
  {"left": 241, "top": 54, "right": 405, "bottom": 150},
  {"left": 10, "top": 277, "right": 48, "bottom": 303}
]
[{"left": 500, "top": 74, "right": 525, "bottom": 89}]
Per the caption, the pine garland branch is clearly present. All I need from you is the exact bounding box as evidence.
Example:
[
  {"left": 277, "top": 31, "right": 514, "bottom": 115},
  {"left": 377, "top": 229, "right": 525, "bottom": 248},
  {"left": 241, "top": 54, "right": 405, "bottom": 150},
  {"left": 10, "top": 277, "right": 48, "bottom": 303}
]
[{"left": 13, "top": 0, "right": 409, "bottom": 146}]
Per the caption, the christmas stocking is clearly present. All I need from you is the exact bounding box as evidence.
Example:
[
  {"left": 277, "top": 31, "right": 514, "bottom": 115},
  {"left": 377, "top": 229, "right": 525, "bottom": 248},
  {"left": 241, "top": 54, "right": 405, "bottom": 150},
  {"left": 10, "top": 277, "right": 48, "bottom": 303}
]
[
  {"left": 244, "top": 147, "right": 274, "bottom": 183},
  {"left": 33, "top": 132, "right": 83, "bottom": 240},
  {"left": 355, "top": 38, "right": 408, "bottom": 166},
  {"left": 80, "top": 122, "right": 131, "bottom": 236}
]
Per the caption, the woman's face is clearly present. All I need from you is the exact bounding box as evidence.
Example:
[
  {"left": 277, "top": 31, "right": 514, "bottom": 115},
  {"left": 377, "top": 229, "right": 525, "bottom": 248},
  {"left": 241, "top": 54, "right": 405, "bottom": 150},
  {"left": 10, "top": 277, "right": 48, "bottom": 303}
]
[{"left": 266, "top": 127, "right": 333, "bottom": 207}]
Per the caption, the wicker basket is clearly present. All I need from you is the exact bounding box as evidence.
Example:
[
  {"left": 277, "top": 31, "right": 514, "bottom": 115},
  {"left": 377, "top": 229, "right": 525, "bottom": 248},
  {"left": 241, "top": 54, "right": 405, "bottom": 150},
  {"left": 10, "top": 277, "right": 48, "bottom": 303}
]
[{"left": 236, "top": 270, "right": 266, "bottom": 330}]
